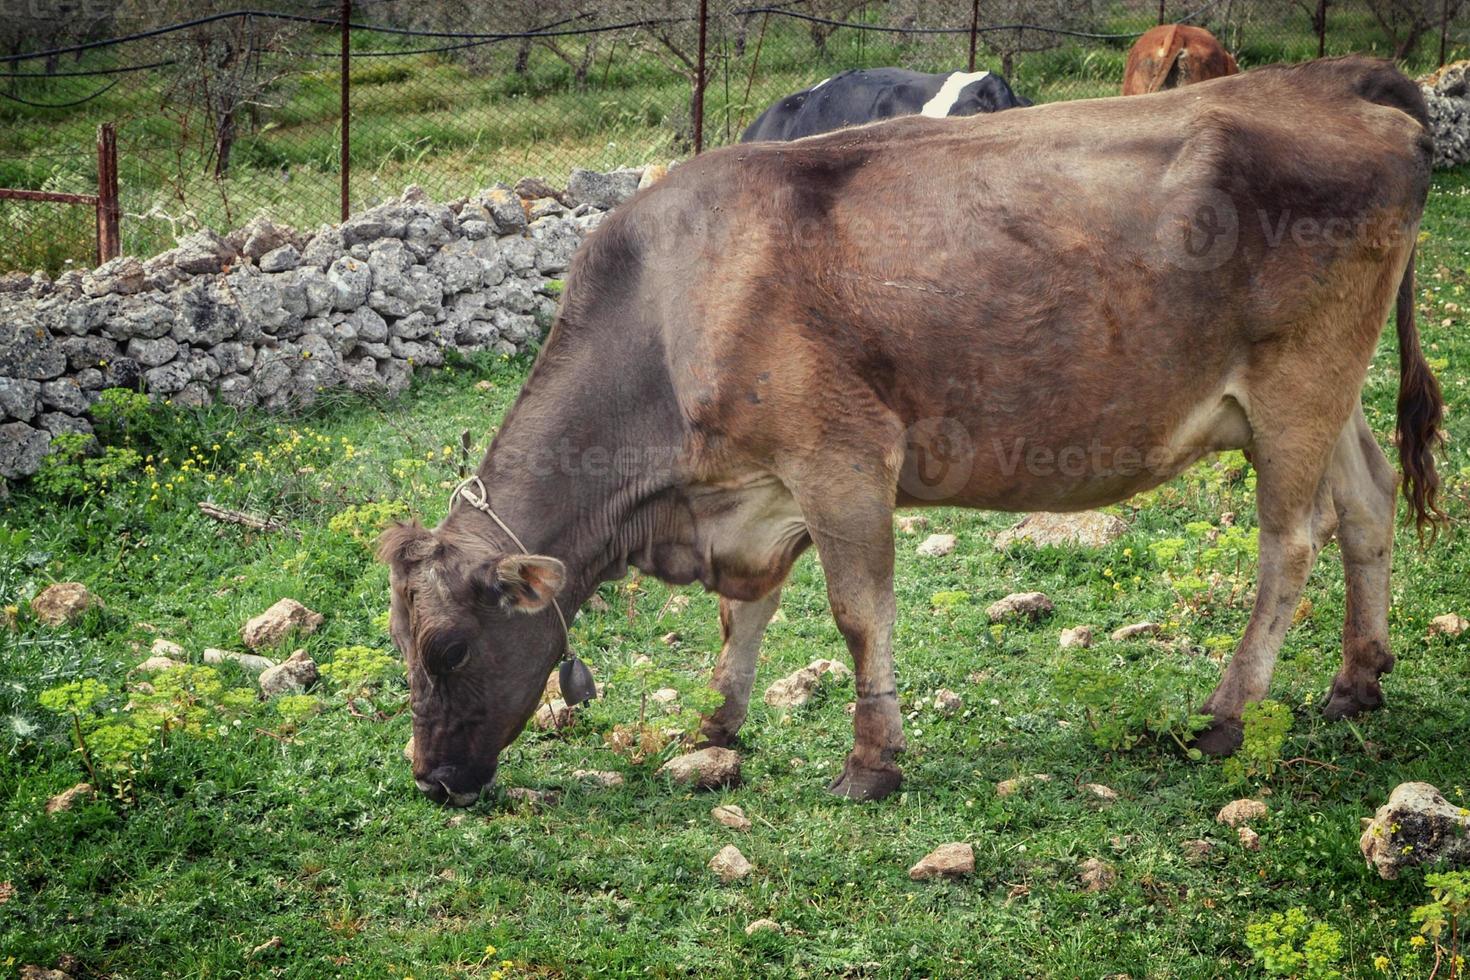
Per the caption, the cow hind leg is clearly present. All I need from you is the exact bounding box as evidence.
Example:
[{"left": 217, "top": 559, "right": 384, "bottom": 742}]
[
  {"left": 1321, "top": 408, "right": 1398, "bottom": 720},
  {"left": 698, "top": 588, "right": 785, "bottom": 748},
  {"left": 1196, "top": 416, "right": 1345, "bottom": 755}
]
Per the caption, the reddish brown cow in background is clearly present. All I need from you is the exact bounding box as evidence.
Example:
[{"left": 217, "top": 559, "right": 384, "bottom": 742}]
[{"left": 1123, "top": 24, "right": 1238, "bottom": 95}]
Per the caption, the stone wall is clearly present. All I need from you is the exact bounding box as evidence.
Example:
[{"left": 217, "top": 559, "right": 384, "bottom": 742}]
[
  {"left": 0, "top": 166, "right": 655, "bottom": 480},
  {"left": 1421, "top": 61, "right": 1470, "bottom": 169}
]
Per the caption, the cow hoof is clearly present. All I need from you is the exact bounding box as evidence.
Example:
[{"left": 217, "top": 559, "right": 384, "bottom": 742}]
[
  {"left": 827, "top": 761, "right": 902, "bottom": 801},
  {"left": 1322, "top": 677, "right": 1385, "bottom": 721},
  {"left": 695, "top": 726, "right": 740, "bottom": 750},
  {"left": 1193, "top": 717, "right": 1244, "bottom": 757}
]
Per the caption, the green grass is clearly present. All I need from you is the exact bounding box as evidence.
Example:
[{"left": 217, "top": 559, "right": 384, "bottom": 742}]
[
  {"left": 4, "top": 3, "right": 1469, "bottom": 272},
  {"left": 4, "top": 163, "right": 1470, "bottom": 976}
]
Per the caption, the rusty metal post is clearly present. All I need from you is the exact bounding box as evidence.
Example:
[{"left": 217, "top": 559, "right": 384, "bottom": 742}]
[
  {"left": 968, "top": 0, "right": 980, "bottom": 71},
  {"left": 1158, "top": 1, "right": 1167, "bottom": 25},
  {"left": 340, "top": 0, "right": 351, "bottom": 220},
  {"left": 96, "top": 123, "right": 120, "bottom": 265},
  {"left": 1317, "top": 0, "right": 1327, "bottom": 57},
  {"left": 693, "top": 0, "right": 708, "bottom": 153},
  {"left": 1440, "top": 0, "right": 1451, "bottom": 66}
]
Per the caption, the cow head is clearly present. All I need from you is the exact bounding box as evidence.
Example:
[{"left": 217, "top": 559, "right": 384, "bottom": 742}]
[{"left": 379, "top": 520, "right": 567, "bottom": 806}]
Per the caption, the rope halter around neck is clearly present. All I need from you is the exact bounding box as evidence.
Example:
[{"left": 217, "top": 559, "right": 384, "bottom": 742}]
[{"left": 449, "top": 476, "right": 597, "bottom": 705}]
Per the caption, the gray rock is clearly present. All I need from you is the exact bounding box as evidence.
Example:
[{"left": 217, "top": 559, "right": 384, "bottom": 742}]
[
  {"left": 250, "top": 349, "right": 293, "bottom": 399},
  {"left": 0, "top": 313, "right": 66, "bottom": 379},
  {"left": 0, "top": 378, "right": 42, "bottom": 421},
  {"left": 341, "top": 202, "right": 412, "bottom": 245},
  {"left": 171, "top": 280, "right": 241, "bottom": 346},
  {"left": 342, "top": 353, "right": 382, "bottom": 391},
  {"left": 986, "top": 592, "right": 1054, "bottom": 623},
  {"left": 185, "top": 349, "right": 220, "bottom": 382},
  {"left": 345, "top": 306, "right": 388, "bottom": 343},
  {"left": 288, "top": 267, "right": 334, "bottom": 319},
  {"left": 100, "top": 356, "right": 141, "bottom": 390},
  {"left": 378, "top": 357, "right": 413, "bottom": 394},
  {"left": 216, "top": 374, "right": 257, "bottom": 408},
  {"left": 390, "top": 310, "right": 435, "bottom": 340},
  {"left": 427, "top": 238, "right": 487, "bottom": 294},
  {"left": 995, "top": 511, "right": 1130, "bottom": 550},
  {"left": 74, "top": 368, "right": 104, "bottom": 390},
  {"left": 461, "top": 218, "right": 490, "bottom": 240},
  {"left": 173, "top": 228, "right": 237, "bottom": 276},
  {"left": 212, "top": 341, "right": 255, "bottom": 375},
  {"left": 258, "top": 648, "right": 319, "bottom": 697},
  {"left": 477, "top": 183, "right": 528, "bottom": 234},
  {"left": 0, "top": 422, "right": 50, "bottom": 477},
  {"left": 567, "top": 167, "right": 641, "bottom": 210},
  {"left": 82, "top": 255, "right": 147, "bottom": 297},
  {"left": 143, "top": 360, "right": 192, "bottom": 395},
  {"left": 456, "top": 319, "right": 500, "bottom": 348},
  {"left": 327, "top": 256, "right": 371, "bottom": 311},
  {"left": 489, "top": 277, "right": 536, "bottom": 315},
  {"left": 300, "top": 225, "right": 344, "bottom": 269},
  {"left": 389, "top": 336, "right": 443, "bottom": 366},
  {"left": 39, "top": 378, "right": 88, "bottom": 414},
  {"left": 233, "top": 215, "right": 294, "bottom": 259},
  {"left": 105, "top": 295, "right": 173, "bottom": 340},
  {"left": 173, "top": 382, "right": 213, "bottom": 408},
  {"left": 493, "top": 310, "right": 538, "bottom": 344},
  {"left": 500, "top": 236, "right": 538, "bottom": 273},
  {"left": 528, "top": 216, "right": 584, "bottom": 274},
  {"left": 44, "top": 294, "right": 114, "bottom": 336},
  {"left": 227, "top": 268, "right": 291, "bottom": 334},
  {"left": 528, "top": 197, "right": 569, "bottom": 221},
  {"left": 38, "top": 411, "right": 93, "bottom": 439},
  {"left": 258, "top": 243, "right": 301, "bottom": 273},
  {"left": 126, "top": 336, "right": 180, "bottom": 367},
  {"left": 1361, "top": 781, "right": 1470, "bottom": 879},
  {"left": 58, "top": 335, "right": 119, "bottom": 371}
]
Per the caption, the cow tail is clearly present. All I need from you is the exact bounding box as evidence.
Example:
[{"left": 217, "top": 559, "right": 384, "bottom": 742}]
[{"left": 1394, "top": 243, "right": 1446, "bottom": 542}]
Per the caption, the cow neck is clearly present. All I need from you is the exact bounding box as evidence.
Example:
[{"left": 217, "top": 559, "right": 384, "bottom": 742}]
[{"left": 446, "top": 335, "right": 683, "bottom": 613}]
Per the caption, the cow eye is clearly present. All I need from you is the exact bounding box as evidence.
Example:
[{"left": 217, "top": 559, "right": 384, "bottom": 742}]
[{"left": 440, "top": 643, "right": 470, "bottom": 672}]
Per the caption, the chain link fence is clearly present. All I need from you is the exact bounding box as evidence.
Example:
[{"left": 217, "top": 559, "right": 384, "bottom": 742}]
[{"left": 3, "top": 0, "right": 1469, "bottom": 275}]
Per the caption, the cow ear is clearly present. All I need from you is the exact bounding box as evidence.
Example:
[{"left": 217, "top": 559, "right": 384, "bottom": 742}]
[
  {"left": 377, "top": 520, "right": 437, "bottom": 570},
  {"left": 491, "top": 555, "right": 566, "bottom": 614}
]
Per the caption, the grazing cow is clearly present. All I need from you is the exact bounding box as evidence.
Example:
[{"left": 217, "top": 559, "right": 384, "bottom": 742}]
[
  {"left": 741, "top": 67, "right": 1030, "bottom": 142},
  {"left": 1123, "top": 24, "right": 1238, "bottom": 95},
  {"left": 383, "top": 58, "right": 1441, "bottom": 807}
]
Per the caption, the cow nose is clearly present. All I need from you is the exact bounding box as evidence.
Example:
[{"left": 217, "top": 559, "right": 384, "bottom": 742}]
[{"left": 415, "top": 766, "right": 484, "bottom": 808}]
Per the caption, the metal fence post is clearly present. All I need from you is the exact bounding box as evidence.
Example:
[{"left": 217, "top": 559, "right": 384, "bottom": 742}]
[
  {"left": 340, "top": 0, "right": 352, "bottom": 221},
  {"left": 96, "top": 123, "right": 120, "bottom": 265},
  {"left": 1440, "top": 0, "right": 1450, "bottom": 66},
  {"left": 1158, "top": 1, "right": 1167, "bottom": 25},
  {"left": 1316, "top": 0, "right": 1327, "bottom": 57},
  {"left": 968, "top": 0, "right": 980, "bottom": 71},
  {"left": 693, "top": 0, "right": 709, "bottom": 154}
]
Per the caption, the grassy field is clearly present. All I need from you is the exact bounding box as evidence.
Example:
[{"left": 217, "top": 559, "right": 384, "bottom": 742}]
[
  {"left": 4, "top": 163, "right": 1470, "bottom": 977},
  {"left": 3, "top": 2, "right": 1467, "bottom": 273}
]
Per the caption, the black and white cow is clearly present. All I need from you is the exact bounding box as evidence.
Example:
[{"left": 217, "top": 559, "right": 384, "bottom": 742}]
[{"left": 740, "top": 67, "right": 1032, "bottom": 143}]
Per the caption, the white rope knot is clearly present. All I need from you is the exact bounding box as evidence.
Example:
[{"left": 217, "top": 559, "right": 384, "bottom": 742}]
[{"left": 451, "top": 475, "right": 572, "bottom": 644}]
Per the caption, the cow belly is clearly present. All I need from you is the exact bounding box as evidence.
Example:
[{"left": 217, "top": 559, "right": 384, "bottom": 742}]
[{"left": 899, "top": 386, "right": 1254, "bottom": 512}]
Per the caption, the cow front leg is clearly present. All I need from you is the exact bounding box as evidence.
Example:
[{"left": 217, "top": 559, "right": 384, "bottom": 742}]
[
  {"left": 797, "top": 493, "right": 904, "bottom": 802},
  {"left": 698, "top": 589, "right": 784, "bottom": 748},
  {"left": 1322, "top": 408, "right": 1398, "bottom": 720}
]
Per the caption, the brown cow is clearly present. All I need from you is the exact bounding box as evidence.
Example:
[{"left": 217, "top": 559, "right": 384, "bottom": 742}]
[
  {"left": 382, "top": 58, "right": 1441, "bottom": 807},
  {"left": 1123, "top": 24, "right": 1238, "bottom": 95}
]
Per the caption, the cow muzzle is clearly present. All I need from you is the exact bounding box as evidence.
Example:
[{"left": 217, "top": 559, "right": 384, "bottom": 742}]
[{"left": 415, "top": 765, "right": 493, "bottom": 807}]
